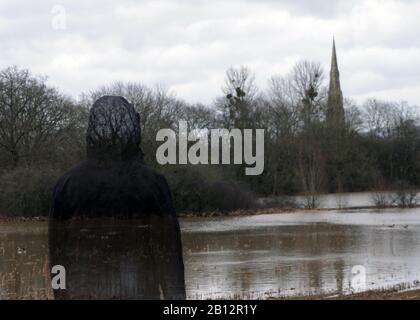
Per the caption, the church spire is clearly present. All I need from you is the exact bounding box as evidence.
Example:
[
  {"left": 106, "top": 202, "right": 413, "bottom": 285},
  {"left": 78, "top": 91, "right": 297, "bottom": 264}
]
[
  {"left": 331, "top": 37, "right": 338, "bottom": 79},
  {"left": 327, "top": 38, "right": 345, "bottom": 128}
]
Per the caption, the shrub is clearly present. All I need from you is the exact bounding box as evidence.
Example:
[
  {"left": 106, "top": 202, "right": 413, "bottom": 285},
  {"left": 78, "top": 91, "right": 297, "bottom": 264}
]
[
  {"left": 371, "top": 191, "right": 392, "bottom": 208},
  {"left": 370, "top": 173, "right": 392, "bottom": 208},
  {"left": 0, "top": 166, "right": 60, "bottom": 217},
  {"left": 391, "top": 181, "right": 418, "bottom": 208},
  {"left": 165, "top": 165, "right": 206, "bottom": 213},
  {"left": 300, "top": 193, "right": 322, "bottom": 209},
  {"left": 204, "top": 181, "right": 257, "bottom": 212},
  {"left": 259, "top": 196, "right": 297, "bottom": 208},
  {"left": 0, "top": 164, "right": 258, "bottom": 217},
  {"left": 164, "top": 165, "right": 257, "bottom": 214}
]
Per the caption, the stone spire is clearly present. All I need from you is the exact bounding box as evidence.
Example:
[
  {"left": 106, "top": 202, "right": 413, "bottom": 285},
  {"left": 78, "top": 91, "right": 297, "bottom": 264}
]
[{"left": 327, "top": 38, "right": 345, "bottom": 128}]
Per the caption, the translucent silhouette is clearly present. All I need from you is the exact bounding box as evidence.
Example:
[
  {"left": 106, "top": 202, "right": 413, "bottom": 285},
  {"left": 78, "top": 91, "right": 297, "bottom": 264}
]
[{"left": 49, "top": 96, "right": 186, "bottom": 299}]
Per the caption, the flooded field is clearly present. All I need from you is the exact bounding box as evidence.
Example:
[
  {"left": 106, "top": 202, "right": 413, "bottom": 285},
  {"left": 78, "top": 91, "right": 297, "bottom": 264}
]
[
  {"left": 2, "top": 208, "right": 420, "bottom": 299},
  {"left": 264, "top": 191, "right": 398, "bottom": 209}
]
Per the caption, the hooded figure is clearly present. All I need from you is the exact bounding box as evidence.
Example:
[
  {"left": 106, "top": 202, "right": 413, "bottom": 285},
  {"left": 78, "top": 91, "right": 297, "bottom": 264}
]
[{"left": 49, "top": 96, "right": 186, "bottom": 299}]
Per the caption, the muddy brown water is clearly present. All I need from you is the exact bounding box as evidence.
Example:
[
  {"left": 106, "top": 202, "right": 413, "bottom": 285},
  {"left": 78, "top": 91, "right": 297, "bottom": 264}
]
[{"left": 2, "top": 208, "right": 420, "bottom": 299}]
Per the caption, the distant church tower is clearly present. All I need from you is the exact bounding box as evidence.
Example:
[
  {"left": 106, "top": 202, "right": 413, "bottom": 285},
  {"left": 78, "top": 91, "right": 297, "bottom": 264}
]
[{"left": 326, "top": 39, "right": 345, "bottom": 128}]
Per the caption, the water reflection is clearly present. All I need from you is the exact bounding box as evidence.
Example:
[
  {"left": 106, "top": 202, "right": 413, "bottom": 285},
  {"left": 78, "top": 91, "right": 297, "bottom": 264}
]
[
  {"left": 2, "top": 209, "right": 420, "bottom": 299},
  {"left": 0, "top": 223, "right": 51, "bottom": 299},
  {"left": 182, "top": 210, "right": 420, "bottom": 299},
  {"left": 49, "top": 219, "right": 163, "bottom": 299}
]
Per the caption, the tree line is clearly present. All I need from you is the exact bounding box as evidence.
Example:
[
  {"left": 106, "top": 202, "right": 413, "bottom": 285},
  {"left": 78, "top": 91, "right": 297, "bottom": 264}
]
[{"left": 1, "top": 63, "right": 420, "bottom": 216}]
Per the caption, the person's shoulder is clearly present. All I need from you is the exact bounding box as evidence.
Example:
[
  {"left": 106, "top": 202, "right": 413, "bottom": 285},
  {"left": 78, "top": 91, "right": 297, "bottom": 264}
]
[
  {"left": 137, "top": 163, "right": 167, "bottom": 181},
  {"left": 134, "top": 163, "right": 170, "bottom": 190},
  {"left": 52, "top": 161, "right": 89, "bottom": 193}
]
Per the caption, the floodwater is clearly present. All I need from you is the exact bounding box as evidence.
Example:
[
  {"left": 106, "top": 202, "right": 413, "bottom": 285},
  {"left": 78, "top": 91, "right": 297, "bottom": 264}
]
[
  {"left": 266, "top": 191, "right": 398, "bottom": 209},
  {"left": 2, "top": 208, "right": 420, "bottom": 299},
  {"left": 295, "top": 192, "right": 376, "bottom": 209}
]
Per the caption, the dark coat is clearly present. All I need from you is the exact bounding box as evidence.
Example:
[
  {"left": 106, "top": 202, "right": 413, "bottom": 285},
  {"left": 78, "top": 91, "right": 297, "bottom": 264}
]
[{"left": 49, "top": 96, "right": 186, "bottom": 299}]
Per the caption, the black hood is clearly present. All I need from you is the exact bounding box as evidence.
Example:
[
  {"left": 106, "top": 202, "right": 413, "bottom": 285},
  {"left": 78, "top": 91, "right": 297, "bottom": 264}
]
[{"left": 86, "top": 96, "right": 143, "bottom": 160}]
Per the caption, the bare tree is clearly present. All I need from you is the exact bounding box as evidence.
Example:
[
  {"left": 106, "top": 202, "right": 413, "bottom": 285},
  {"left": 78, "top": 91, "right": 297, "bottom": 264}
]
[
  {"left": 296, "top": 137, "right": 325, "bottom": 209},
  {"left": 181, "top": 103, "right": 217, "bottom": 130},
  {"left": 217, "top": 66, "right": 260, "bottom": 129},
  {"left": 267, "top": 76, "right": 300, "bottom": 137},
  {"left": 344, "top": 98, "right": 363, "bottom": 132},
  {"left": 223, "top": 66, "right": 258, "bottom": 103},
  {"left": 80, "top": 81, "right": 188, "bottom": 163},
  {"left": 363, "top": 99, "right": 398, "bottom": 138},
  {"left": 0, "top": 66, "right": 77, "bottom": 167},
  {"left": 290, "top": 60, "right": 326, "bottom": 128}
]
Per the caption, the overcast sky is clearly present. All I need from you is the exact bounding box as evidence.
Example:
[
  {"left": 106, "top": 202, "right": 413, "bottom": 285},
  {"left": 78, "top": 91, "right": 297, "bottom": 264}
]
[{"left": 1, "top": 0, "right": 420, "bottom": 106}]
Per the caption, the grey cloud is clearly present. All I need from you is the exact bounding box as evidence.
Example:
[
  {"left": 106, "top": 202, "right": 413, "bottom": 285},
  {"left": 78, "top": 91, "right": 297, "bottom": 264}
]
[{"left": 0, "top": 0, "right": 419, "bottom": 106}]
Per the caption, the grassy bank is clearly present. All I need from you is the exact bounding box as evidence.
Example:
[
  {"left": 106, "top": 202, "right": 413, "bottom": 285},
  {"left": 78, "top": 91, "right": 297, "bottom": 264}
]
[
  {"left": 277, "top": 285, "right": 420, "bottom": 300},
  {"left": 3, "top": 203, "right": 420, "bottom": 222},
  {"left": 0, "top": 206, "right": 338, "bottom": 222}
]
